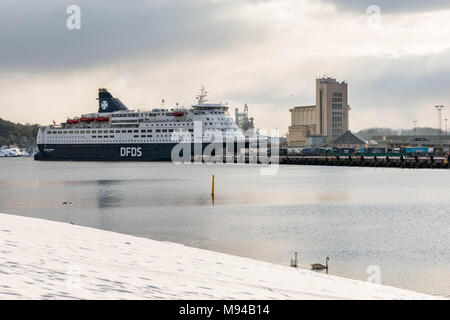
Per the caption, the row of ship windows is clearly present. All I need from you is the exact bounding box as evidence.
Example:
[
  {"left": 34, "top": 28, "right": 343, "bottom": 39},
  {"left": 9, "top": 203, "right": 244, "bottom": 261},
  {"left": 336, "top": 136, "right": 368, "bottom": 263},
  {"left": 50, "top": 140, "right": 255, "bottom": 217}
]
[
  {"left": 88, "top": 134, "right": 187, "bottom": 139},
  {"left": 110, "top": 121, "right": 233, "bottom": 126},
  {"left": 47, "top": 140, "right": 178, "bottom": 144},
  {"left": 46, "top": 134, "right": 237, "bottom": 141},
  {"left": 60, "top": 121, "right": 233, "bottom": 131},
  {"left": 47, "top": 139, "right": 184, "bottom": 143},
  {"left": 110, "top": 111, "right": 226, "bottom": 118},
  {"left": 46, "top": 138, "right": 231, "bottom": 143},
  {"left": 47, "top": 133, "right": 238, "bottom": 140},
  {"left": 46, "top": 137, "right": 235, "bottom": 144},
  {"left": 48, "top": 129, "right": 193, "bottom": 134},
  {"left": 45, "top": 144, "right": 179, "bottom": 148},
  {"left": 47, "top": 128, "right": 238, "bottom": 135},
  {"left": 149, "top": 123, "right": 189, "bottom": 126},
  {"left": 111, "top": 113, "right": 140, "bottom": 117},
  {"left": 46, "top": 136, "right": 185, "bottom": 141}
]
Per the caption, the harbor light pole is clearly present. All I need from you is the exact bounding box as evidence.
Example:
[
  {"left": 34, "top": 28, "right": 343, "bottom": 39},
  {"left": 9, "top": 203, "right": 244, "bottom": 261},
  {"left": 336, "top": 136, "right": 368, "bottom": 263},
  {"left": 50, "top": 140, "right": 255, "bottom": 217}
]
[
  {"left": 445, "top": 118, "right": 448, "bottom": 151},
  {"left": 413, "top": 120, "right": 418, "bottom": 144},
  {"left": 435, "top": 105, "right": 444, "bottom": 149},
  {"left": 445, "top": 118, "right": 448, "bottom": 138}
]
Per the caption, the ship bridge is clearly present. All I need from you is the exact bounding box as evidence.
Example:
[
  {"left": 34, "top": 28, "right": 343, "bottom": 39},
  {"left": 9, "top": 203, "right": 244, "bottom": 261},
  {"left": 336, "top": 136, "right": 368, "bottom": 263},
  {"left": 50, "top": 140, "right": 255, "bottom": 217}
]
[{"left": 192, "top": 86, "right": 229, "bottom": 112}]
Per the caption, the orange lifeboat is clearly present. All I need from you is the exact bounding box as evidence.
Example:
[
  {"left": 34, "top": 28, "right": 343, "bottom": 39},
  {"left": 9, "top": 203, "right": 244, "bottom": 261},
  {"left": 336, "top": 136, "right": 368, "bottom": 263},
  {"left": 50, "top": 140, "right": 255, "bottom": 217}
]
[
  {"left": 96, "top": 116, "right": 110, "bottom": 122},
  {"left": 80, "top": 116, "right": 95, "bottom": 123},
  {"left": 173, "top": 112, "right": 184, "bottom": 117},
  {"left": 66, "top": 118, "right": 79, "bottom": 124}
]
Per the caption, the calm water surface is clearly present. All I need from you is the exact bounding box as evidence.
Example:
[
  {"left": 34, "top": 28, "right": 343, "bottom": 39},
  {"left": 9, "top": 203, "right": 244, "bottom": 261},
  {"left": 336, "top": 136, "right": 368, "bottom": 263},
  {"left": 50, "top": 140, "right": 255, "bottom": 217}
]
[{"left": 0, "top": 158, "right": 449, "bottom": 296}]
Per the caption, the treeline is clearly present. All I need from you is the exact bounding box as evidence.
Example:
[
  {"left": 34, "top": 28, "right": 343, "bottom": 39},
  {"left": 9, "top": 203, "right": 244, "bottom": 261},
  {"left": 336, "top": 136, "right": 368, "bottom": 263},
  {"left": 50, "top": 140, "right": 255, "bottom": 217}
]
[
  {"left": 355, "top": 127, "right": 444, "bottom": 141},
  {"left": 0, "top": 118, "right": 39, "bottom": 148}
]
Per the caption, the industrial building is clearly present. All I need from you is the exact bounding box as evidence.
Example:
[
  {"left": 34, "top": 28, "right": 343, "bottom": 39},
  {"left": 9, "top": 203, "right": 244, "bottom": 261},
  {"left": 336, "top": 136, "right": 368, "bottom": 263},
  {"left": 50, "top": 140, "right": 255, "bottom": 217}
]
[
  {"left": 288, "top": 77, "right": 350, "bottom": 147},
  {"left": 235, "top": 104, "right": 255, "bottom": 133},
  {"left": 325, "top": 131, "right": 366, "bottom": 149}
]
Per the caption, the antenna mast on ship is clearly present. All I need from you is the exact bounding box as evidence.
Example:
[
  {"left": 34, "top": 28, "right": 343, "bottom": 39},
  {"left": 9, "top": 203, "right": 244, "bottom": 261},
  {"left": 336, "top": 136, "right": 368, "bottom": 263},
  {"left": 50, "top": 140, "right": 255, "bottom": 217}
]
[{"left": 197, "top": 86, "right": 209, "bottom": 104}]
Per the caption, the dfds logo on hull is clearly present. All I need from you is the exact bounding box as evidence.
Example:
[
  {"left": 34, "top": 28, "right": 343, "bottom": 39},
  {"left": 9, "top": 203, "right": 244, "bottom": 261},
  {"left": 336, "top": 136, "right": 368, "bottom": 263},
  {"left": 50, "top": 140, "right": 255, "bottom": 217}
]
[{"left": 120, "top": 147, "right": 142, "bottom": 157}]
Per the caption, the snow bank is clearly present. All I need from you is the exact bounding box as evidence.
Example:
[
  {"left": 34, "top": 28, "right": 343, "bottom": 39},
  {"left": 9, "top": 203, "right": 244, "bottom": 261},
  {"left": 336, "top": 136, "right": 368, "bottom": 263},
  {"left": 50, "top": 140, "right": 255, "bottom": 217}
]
[
  {"left": 0, "top": 148, "right": 29, "bottom": 157},
  {"left": 0, "top": 213, "right": 441, "bottom": 300}
]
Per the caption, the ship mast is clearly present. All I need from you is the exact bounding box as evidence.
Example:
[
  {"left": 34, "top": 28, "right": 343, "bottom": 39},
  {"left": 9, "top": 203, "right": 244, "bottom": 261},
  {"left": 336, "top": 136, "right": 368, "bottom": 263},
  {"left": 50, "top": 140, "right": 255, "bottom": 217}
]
[{"left": 197, "top": 86, "right": 209, "bottom": 105}]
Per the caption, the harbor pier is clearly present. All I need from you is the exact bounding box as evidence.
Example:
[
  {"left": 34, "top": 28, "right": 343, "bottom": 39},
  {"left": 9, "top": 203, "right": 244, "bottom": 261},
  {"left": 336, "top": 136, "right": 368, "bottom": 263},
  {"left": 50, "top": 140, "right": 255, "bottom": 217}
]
[
  {"left": 194, "top": 154, "right": 450, "bottom": 169},
  {"left": 279, "top": 155, "right": 450, "bottom": 169}
]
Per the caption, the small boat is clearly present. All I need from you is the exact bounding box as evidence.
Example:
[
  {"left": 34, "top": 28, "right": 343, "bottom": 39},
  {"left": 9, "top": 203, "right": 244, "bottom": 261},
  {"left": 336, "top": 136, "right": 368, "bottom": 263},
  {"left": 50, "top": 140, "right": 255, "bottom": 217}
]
[
  {"left": 80, "top": 116, "right": 95, "bottom": 123},
  {"left": 66, "top": 118, "right": 79, "bottom": 124},
  {"left": 173, "top": 112, "right": 184, "bottom": 117},
  {"left": 96, "top": 116, "right": 110, "bottom": 122}
]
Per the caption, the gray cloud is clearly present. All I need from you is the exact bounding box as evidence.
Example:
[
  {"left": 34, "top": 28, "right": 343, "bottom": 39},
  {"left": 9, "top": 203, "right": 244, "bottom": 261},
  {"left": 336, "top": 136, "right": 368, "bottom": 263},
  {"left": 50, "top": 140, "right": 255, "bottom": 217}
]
[
  {"left": 2, "top": 0, "right": 450, "bottom": 131},
  {"left": 0, "top": 0, "right": 265, "bottom": 72},
  {"left": 351, "top": 52, "right": 450, "bottom": 104},
  {"left": 320, "top": 0, "right": 450, "bottom": 13}
]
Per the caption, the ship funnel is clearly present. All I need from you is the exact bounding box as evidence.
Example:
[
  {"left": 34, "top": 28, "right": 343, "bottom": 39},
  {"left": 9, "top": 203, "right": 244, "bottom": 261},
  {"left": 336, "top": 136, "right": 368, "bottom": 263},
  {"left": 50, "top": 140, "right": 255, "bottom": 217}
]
[{"left": 97, "top": 88, "right": 129, "bottom": 113}]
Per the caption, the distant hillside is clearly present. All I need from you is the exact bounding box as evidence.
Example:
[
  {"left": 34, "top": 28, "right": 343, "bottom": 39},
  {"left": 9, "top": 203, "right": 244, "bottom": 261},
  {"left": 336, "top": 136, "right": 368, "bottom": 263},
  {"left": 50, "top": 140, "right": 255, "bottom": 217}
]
[
  {"left": 0, "top": 118, "right": 39, "bottom": 148},
  {"left": 355, "top": 127, "right": 443, "bottom": 141}
]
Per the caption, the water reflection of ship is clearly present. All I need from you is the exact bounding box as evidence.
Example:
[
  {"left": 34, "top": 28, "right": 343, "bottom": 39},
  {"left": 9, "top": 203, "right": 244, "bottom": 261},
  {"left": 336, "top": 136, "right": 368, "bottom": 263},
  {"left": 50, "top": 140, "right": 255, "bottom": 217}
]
[
  {"left": 95, "top": 180, "right": 123, "bottom": 230},
  {"left": 96, "top": 180, "right": 122, "bottom": 209}
]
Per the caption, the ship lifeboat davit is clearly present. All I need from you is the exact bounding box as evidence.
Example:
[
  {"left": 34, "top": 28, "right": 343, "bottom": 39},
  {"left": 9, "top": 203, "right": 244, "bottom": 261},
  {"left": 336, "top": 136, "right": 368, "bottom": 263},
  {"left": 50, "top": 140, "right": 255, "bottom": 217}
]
[
  {"left": 66, "top": 118, "right": 79, "bottom": 124},
  {"left": 173, "top": 112, "right": 184, "bottom": 117},
  {"left": 96, "top": 116, "right": 110, "bottom": 122},
  {"left": 80, "top": 116, "right": 95, "bottom": 123}
]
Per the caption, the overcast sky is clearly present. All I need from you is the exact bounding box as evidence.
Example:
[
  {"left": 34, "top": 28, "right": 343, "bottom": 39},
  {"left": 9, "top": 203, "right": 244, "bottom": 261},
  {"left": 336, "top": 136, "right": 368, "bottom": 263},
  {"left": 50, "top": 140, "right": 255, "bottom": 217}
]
[{"left": 1, "top": 0, "right": 450, "bottom": 134}]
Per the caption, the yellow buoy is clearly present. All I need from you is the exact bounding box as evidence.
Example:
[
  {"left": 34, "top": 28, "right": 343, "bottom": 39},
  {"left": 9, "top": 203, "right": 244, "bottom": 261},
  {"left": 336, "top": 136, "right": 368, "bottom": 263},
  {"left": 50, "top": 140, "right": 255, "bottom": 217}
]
[{"left": 211, "top": 175, "right": 215, "bottom": 197}]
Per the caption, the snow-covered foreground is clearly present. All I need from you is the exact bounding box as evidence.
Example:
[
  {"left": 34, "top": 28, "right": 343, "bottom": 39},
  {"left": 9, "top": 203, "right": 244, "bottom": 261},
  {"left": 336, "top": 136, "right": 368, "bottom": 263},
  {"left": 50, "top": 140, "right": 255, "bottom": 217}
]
[{"left": 0, "top": 213, "right": 441, "bottom": 300}]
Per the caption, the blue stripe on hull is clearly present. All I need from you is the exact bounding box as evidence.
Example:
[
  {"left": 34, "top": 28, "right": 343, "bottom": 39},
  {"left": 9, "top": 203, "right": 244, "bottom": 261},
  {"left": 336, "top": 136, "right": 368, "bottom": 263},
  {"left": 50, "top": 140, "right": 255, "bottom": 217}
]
[{"left": 35, "top": 143, "right": 247, "bottom": 161}]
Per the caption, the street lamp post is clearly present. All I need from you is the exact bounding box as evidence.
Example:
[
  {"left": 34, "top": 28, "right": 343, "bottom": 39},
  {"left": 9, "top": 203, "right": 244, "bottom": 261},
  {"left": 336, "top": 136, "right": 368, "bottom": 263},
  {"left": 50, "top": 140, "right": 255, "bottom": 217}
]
[
  {"left": 413, "top": 120, "right": 418, "bottom": 145},
  {"left": 445, "top": 119, "right": 448, "bottom": 152},
  {"left": 445, "top": 118, "right": 448, "bottom": 138},
  {"left": 435, "top": 105, "right": 444, "bottom": 149}
]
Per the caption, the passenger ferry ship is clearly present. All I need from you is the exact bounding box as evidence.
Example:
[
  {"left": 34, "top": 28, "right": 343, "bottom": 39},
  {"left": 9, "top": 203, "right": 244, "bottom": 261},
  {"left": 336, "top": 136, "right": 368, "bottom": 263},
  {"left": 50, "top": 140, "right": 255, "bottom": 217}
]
[{"left": 34, "top": 87, "right": 248, "bottom": 161}]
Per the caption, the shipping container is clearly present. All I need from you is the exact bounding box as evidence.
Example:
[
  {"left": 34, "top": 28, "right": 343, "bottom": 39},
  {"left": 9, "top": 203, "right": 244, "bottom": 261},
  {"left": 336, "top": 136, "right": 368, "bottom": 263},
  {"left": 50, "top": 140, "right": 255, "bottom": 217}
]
[
  {"left": 368, "top": 147, "right": 387, "bottom": 154},
  {"left": 405, "top": 147, "right": 429, "bottom": 154},
  {"left": 333, "top": 148, "right": 355, "bottom": 154},
  {"left": 301, "top": 148, "right": 320, "bottom": 155}
]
